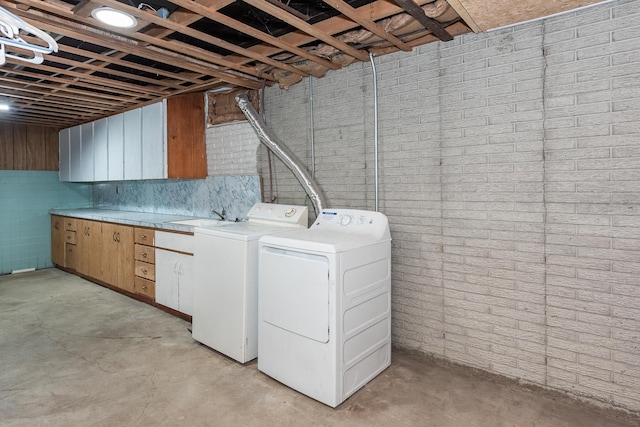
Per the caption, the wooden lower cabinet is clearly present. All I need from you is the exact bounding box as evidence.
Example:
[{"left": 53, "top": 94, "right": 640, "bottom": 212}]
[
  {"left": 51, "top": 216, "right": 164, "bottom": 304},
  {"left": 102, "top": 222, "right": 134, "bottom": 292},
  {"left": 52, "top": 217, "right": 136, "bottom": 294},
  {"left": 51, "top": 216, "right": 65, "bottom": 266},
  {"left": 133, "top": 228, "right": 156, "bottom": 300},
  {"left": 76, "top": 219, "right": 103, "bottom": 279}
]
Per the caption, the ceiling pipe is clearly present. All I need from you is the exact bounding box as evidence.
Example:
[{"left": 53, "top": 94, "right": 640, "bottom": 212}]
[
  {"left": 369, "top": 52, "right": 380, "bottom": 213},
  {"left": 236, "top": 93, "right": 328, "bottom": 217}
]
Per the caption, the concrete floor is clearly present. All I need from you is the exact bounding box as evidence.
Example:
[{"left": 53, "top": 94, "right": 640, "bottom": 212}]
[{"left": 1, "top": 269, "right": 638, "bottom": 427}]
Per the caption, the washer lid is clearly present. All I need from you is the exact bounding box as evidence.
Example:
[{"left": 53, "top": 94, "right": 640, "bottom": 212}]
[{"left": 195, "top": 222, "right": 304, "bottom": 241}]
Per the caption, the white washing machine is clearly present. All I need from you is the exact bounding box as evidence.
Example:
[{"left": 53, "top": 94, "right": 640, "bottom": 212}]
[
  {"left": 258, "top": 209, "right": 392, "bottom": 407},
  {"left": 192, "top": 203, "right": 308, "bottom": 363}
]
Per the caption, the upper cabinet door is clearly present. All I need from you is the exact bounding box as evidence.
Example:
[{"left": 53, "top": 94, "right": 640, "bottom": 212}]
[
  {"left": 68, "top": 125, "right": 82, "bottom": 182},
  {"left": 123, "top": 108, "right": 142, "bottom": 180},
  {"left": 107, "top": 114, "right": 124, "bottom": 181},
  {"left": 93, "top": 118, "right": 108, "bottom": 182},
  {"left": 141, "top": 101, "right": 166, "bottom": 180},
  {"left": 58, "top": 128, "right": 70, "bottom": 182},
  {"left": 78, "top": 122, "right": 94, "bottom": 182}
]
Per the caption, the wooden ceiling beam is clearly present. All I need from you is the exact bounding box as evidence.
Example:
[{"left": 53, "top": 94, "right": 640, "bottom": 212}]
[
  {"left": 56, "top": 44, "right": 205, "bottom": 86},
  {"left": 94, "top": 0, "right": 306, "bottom": 78},
  {"left": 1, "top": 61, "right": 155, "bottom": 102},
  {"left": 1, "top": 0, "right": 264, "bottom": 89},
  {"left": 241, "top": 0, "right": 371, "bottom": 62},
  {"left": 167, "top": 0, "right": 340, "bottom": 73},
  {"left": 0, "top": 77, "right": 128, "bottom": 108},
  {"left": 229, "top": 0, "right": 433, "bottom": 66},
  {"left": 391, "top": 0, "right": 453, "bottom": 41},
  {"left": 321, "top": 0, "right": 412, "bottom": 52},
  {"left": 369, "top": 21, "right": 470, "bottom": 56},
  {"left": 37, "top": 52, "right": 186, "bottom": 91}
]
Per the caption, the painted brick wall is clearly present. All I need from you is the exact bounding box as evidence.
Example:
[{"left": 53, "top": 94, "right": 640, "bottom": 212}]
[
  {"left": 206, "top": 121, "right": 260, "bottom": 176},
  {"left": 234, "top": 0, "right": 639, "bottom": 412},
  {"left": 439, "top": 21, "right": 548, "bottom": 384},
  {"left": 543, "top": 0, "right": 640, "bottom": 410}
]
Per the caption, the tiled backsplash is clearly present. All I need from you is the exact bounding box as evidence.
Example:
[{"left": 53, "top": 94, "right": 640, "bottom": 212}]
[
  {"left": 0, "top": 171, "right": 92, "bottom": 274},
  {"left": 93, "top": 175, "right": 261, "bottom": 221}
]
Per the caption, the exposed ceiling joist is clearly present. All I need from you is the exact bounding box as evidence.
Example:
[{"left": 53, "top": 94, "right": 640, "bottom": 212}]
[{"left": 0, "top": 0, "right": 612, "bottom": 129}]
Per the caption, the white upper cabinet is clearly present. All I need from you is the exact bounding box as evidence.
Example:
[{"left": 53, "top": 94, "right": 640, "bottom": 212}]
[
  {"left": 77, "top": 122, "right": 95, "bottom": 182},
  {"left": 59, "top": 101, "right": 169, "bottom": 182},
  {"left": 107, "top": 113, "right": 124, "bottom": 181},
  {"left": 68, "top": 125, "right": 82, "bottom": 182},
  {"left": 93, "top": 118, "right": 109, "bottom": 182},
  {"left": 141, "top": 101, "right": 166, "bottom": 180},
  {"left": 123, "top": 107, "right": 143, "bottom": 181},
  {"left": 58, "top": 128, "right": 70, "bottom": 182}
]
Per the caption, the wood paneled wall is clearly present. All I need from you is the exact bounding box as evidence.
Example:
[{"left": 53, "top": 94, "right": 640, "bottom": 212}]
[{"left": 0, "top": 122, "right": 59, "bottom": 171}]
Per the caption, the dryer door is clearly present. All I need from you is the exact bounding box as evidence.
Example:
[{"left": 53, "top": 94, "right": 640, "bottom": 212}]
[{"left": 260, "top": 246, "right": 330, "bottom": 343}]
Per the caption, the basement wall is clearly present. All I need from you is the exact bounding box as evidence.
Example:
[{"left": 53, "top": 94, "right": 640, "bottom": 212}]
[
  {"left": 243, "top": 0, "right": 640, "bottom": 412},
  {"left": 0, "top": 171, "right": 92, "bottom": 275}
]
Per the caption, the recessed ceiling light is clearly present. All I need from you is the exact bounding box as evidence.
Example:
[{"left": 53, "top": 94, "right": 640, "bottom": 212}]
[
  {"left": 0, "top": 104, "right": 10, "bottom": 111},
  {"left": 91, "top": 7, "right": 138, "bottom": 29}
]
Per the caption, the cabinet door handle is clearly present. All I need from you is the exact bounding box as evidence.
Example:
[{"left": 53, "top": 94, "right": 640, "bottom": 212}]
[
  {"left": 117, "top": 232, "right": 120, "bottom": 242},
  {"left": 54, "top": 223, "right": 59, "bottom": 230},
  {"left": 113, "top": 232, "right": 117, "bottom": 241}
]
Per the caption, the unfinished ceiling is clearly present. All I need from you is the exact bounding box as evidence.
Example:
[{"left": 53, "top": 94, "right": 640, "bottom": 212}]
[{"left": 0, "top": 0, "right": 611, "bottom": 129}]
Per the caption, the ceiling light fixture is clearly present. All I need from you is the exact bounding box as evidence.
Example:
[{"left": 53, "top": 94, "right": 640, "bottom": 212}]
[
  {"left": 0, "top": 104, "right": 10, "bottom": 111},
  {"left": 91, "top": 7, "right": 138, "bottom": 29}
]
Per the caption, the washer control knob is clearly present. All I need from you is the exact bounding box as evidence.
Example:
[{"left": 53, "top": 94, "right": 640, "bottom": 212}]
[
  {"left": 285, "top": 208, "right": 296, "bottom": 217},
  {"left": 340, "top": 214, "right": 352, "bottom": 226}
]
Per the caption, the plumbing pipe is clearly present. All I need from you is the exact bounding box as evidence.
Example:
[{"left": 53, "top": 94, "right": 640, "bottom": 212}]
[
  {"left": 369, "top": 52, "right": 380, "bottom": 212},
  {"left": 236, "top": 93, "right": 328, "bottom": 217},
  {"left": 310, "top": 76, "right": 316, "bottom": 178}
]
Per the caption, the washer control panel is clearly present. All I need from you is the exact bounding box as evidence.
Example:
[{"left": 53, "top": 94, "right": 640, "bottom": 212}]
[{"left": 247, "top": 203, "right": 308, "bottom": 227}]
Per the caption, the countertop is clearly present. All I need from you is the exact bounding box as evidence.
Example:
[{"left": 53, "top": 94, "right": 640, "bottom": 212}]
[{"left": 49, "top": 208, "right": 219, "bottom": 233}]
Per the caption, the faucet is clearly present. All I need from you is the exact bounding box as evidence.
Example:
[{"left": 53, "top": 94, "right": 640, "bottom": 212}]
[{"left": 212, "top": 208, "right": 226, "bottom": 221}]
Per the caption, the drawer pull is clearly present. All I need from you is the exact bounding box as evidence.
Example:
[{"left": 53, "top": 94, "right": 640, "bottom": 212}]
[
  {"left": 141, "top": 285, "right": 148, "bottom": 291},
  {"left": 142, "top": 268, "right": 148, "bottom": 274},
  {"left": 66, "top": 235, "right": 71, "bottom": 240},
  {"left": 141, "top": 235, "right": 147, "bottom": 240},
  {"left": 142, "top": 252, "right": 147, "bottom": 258}
]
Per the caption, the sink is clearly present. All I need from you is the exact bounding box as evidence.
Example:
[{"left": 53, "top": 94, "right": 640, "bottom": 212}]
[{"left": 169, "top": 218, "right": 227, "bottom": 227}]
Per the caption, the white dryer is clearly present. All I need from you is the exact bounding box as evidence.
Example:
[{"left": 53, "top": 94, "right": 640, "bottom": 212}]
[
  {"left": 192, "top": 203, "right": 308, "bottom": 363},
  {"left": 258, "top": 209, "right": 392, "bottom": 407}
]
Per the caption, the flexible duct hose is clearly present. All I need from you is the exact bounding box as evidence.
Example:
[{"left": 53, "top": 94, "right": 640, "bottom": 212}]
[{"left": 235, "top": 93, "right": 328, "bottom": 217}]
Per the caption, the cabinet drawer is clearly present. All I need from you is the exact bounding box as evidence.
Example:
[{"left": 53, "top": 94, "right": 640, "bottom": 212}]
[
  {"left": 135, "top": 244, "right": 155, "bottom": 264},
  {"left": 133, "top": 276, "right": 155, "bottom": 299},
  {"left": 156, "top": 231, "right": 194, "bottom": 254},
  {"left": 134, "top": 228, "right": 155, "bottom": 246},
  {"left": 135, "top": 261, "right": 156, "bottom": 281},
  {"left": 65, "top": 243, "right": 76, "bottom": 270},
  {"left": 64, "top": 218, "right": 77, "bottom": 231},
  {"left": 64, "top": 230, "right": 77, "bottom": 245}
]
